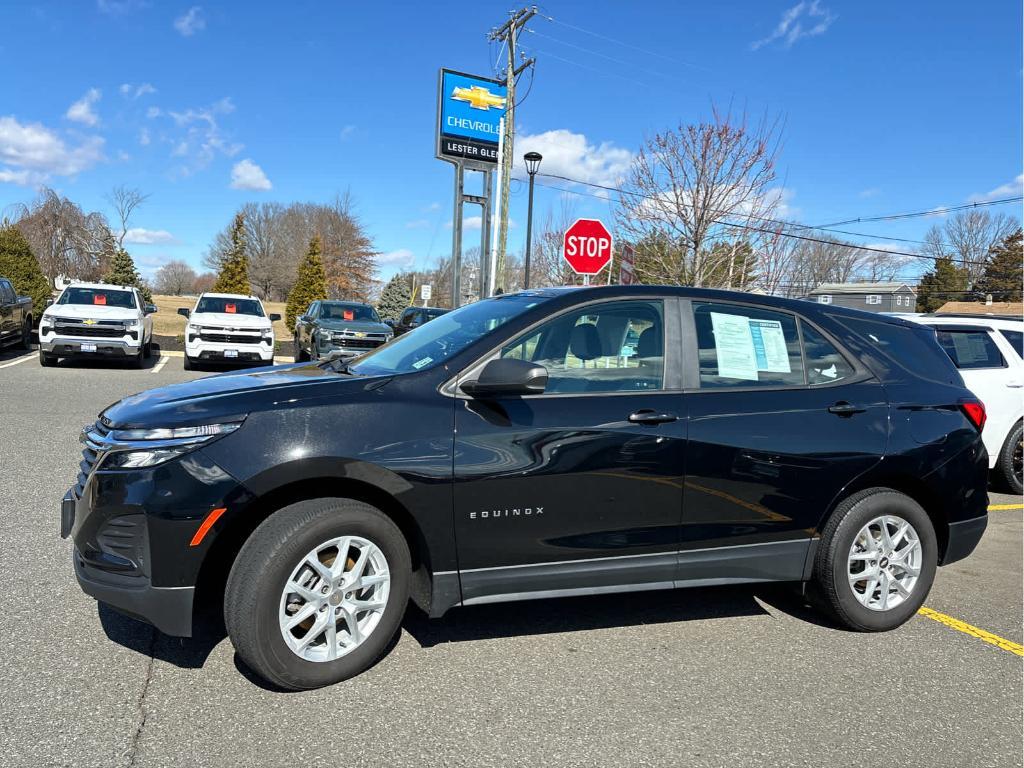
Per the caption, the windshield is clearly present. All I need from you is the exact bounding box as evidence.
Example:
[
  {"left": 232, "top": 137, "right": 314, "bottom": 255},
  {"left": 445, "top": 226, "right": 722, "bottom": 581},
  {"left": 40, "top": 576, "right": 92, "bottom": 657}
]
[
  {"left": 321, "top": 302, "right": 380, "bottom": 323},
  {"left": 58, "top": 287, "right": 137, "bottom": 309},
  {"left": 349, "top": 295, "right": 543, "bottom": 376},
  {"left": 195, "top": 297, "right": 264, "bottom": 316}
]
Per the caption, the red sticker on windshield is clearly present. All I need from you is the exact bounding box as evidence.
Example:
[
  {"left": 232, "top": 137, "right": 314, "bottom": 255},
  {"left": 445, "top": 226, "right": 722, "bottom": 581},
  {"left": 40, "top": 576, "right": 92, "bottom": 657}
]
[
  {"left": 93, "top": 294, "right": 107, "bottom": 305},
  {"left": 343, "top": 310, "right": 354, "bottom": 321},
  {"left": 225, "top": 303, "right": 237, "bottom": 313}
]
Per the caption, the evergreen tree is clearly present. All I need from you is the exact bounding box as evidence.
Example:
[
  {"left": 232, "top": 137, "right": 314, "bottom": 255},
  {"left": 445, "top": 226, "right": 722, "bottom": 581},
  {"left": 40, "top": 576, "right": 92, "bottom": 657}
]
[
  {"left": 104, "top": 247, "right": 152, "bottom": 303},
  {"left": 0, "top": 225, "right": 51, "bottom": 318},
  {"left": 376, "top": 273, "right": 411, "bottom": 320},
  {"left": 212, "top": 213, "right": 251, "bottom": 295},
  {"left": 916, "top": 256, "right": 968, "bottom": 312},
  {"left": 976, "top": 228, "right": 1022, "bottom": 303},
  {"left": 286, "top": 236, "right": 327, "bottom": 331}
]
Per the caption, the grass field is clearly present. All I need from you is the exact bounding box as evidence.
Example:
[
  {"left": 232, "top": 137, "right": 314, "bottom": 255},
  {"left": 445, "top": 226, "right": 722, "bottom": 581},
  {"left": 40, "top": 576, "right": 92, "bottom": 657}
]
[{"left": 151, "top": 294, "right": 290, "bottom": 340}]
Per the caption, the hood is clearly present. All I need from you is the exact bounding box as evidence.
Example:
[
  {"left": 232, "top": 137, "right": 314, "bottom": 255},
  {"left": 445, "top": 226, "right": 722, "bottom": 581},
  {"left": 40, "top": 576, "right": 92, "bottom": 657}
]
[
  {"left": 45, "top": 304, "right": 139, "bottom": 320},
  {"left": 101, "top": 362, "right": 386, "bottom": 429},
  {"left": 190, "top": 312, "right": 272, "bottom": 330},
  {"left": 316, "top": 319, "right": 391, "bottom": 334}
]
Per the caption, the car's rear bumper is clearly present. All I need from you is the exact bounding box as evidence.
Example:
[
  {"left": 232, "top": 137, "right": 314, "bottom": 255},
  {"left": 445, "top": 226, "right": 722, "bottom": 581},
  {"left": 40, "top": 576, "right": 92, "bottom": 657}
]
[
  {"left": 74, "top": 550, "right": 194, "bottom": 636},
  {"left": 941, "top": 513, "right": 988, "bottom": 565}
]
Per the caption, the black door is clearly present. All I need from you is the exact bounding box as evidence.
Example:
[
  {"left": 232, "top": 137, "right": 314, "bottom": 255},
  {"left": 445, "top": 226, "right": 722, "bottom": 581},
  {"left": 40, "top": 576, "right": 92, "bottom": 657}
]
[
  {"left": 453, "top": 298, "right": 687, "bottom": 604},
  {"left": 679, "top": 300, "right": 888, "bottom": 582}
]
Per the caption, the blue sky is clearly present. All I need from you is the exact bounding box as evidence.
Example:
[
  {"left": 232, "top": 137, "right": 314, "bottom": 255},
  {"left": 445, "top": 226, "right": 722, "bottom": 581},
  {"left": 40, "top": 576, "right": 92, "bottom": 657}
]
[{"left": 0, "top": 0, "right": 1020, "bottom": 285}]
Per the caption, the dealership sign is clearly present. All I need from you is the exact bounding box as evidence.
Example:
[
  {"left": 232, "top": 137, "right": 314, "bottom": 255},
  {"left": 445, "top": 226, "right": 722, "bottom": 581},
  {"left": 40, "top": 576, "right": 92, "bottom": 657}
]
[{"left": 436, "top": 69, "right": 508, "bottom": 166}]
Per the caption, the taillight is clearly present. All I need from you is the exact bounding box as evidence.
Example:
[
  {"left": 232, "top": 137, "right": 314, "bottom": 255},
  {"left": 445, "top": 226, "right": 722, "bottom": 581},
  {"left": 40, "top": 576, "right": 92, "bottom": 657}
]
[{"left": 960, "top": 400, "right": 986, "bottom": 432}]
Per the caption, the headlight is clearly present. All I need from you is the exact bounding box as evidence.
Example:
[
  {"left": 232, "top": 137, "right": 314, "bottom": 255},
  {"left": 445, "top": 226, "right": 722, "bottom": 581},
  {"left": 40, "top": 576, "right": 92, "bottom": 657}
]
[
  {"left": 98, "top": 421, "right": 244, "bottom": 469},
  {"left": 103, "top": 448, "right": 194, "bottom": 469},
  {"left": 111, "top": 423, "right": 242, "bottom": 441},
  {"left": 126, "top": 319, "right": 140, "bottom": 329},
  {"left": 187, "top": 324, "right": 201, "bottom": 333},
  {"left": 261, "top": 328, "right": 274, "bottom": 338}
]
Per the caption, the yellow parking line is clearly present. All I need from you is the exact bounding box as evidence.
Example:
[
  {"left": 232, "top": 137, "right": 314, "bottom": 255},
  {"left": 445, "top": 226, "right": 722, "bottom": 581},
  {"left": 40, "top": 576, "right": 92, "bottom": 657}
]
[
  {"left": 917, "top": 607, "right": 1024, "bottom": 657},
  {"left": 988, "top": 503, "right": 1023, "bottom": 511}
]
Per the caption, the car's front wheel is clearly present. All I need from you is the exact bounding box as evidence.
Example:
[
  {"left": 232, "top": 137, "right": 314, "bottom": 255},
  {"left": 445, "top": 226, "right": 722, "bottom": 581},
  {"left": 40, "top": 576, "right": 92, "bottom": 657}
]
[
  {"left": 812, "top": 488, "right": 936, "bottom": 632},
  {"left": 39, "top": 348, "right": 57, "bottom": 367},
  {"left": 224, "top": 498, "right": 410, "bottom": 690},
  {"left": 294, "top": 335, "right": 309, "bottom": 362},
  {"left": 996, "top": 421, "right": 1023, "bottom": 495}
]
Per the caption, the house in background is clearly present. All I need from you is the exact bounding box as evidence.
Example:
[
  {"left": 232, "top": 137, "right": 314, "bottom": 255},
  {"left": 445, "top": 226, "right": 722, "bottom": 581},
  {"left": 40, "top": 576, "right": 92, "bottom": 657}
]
[{"left": 805, "top": 282, "right": 918, "bottom": 313}]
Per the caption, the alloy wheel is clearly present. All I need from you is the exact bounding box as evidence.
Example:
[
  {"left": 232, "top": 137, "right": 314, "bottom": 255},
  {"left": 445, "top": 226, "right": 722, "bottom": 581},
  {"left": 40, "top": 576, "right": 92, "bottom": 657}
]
[
  {"left": 847, "top": 515, "right": 922, "bottom": 611},
  {"left": 278, "top": 536, "right": 390, "bottom": 662},
  {"left": 1013, "top": 436, "right": 1022, "bottom": 487}
]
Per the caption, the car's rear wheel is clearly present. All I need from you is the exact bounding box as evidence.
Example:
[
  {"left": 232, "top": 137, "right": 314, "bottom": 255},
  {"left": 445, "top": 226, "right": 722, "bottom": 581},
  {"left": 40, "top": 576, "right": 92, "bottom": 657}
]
[
  {"left": 224, "top": 498, "right": 410, "bottom": 690},
  {"left": 996, "top": 421, "right": 1023, "bottom": 495},
  {"left": 812, "top": 488, "right": 936, "bottom": 632}
]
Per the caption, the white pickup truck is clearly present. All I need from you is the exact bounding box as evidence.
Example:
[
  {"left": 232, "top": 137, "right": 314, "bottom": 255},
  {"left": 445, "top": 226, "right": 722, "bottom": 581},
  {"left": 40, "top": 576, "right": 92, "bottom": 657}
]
[
  {"left": 38, "top": 282, "right": 155, "bottom": 368},
  {"left": 178, "top": 292, "right": 280, "bottom": 369}
]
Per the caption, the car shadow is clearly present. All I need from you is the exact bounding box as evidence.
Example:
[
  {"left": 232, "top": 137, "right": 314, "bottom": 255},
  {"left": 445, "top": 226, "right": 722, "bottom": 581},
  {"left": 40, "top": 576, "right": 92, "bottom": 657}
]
[{"left": 97, "top": 581, "right": 838, "bottom": 691}]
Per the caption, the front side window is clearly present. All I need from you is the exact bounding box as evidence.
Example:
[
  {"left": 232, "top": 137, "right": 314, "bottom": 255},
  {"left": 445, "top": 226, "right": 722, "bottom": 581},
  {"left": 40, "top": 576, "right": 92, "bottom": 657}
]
[
  {"left": 500, "top": 300, "right": 665, "bottom": 394},
  {"left": 934, "top": 329, "right": 1006, "bottom": 370},
  {"left": 195, "top": 296, "right": 264, "bottom": 316},
  {"left": 58, "top": 287, "right": 137, "bottom": 309},
  {"left": 693, "top": 302, "right": 804, "bottom": 388},
  {"left": 321, "top": 302, "right": 381, "bottom": 323}
]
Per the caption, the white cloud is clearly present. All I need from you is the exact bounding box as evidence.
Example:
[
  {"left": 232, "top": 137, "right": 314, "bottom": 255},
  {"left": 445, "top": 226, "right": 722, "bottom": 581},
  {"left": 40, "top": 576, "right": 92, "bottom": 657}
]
[
  {"left": 159, "top": 97, "right": 241, "bottom": 173},
  {"left": 859, "top": 187, "right": 881, "bottom": 199},
  {"left": 968, "top": 174, "right": 1024, "bottom": 203},
  {"left": 66, "top": 88, "right": 102, "bottom": 126},
  {"left": 514, "top": 129, "right": 633, "bottom": 190},
  {"left": 425, "top": 201, "right": 441, "bottom": 212},
  {"left": 230, "top": 158, "right": 271, "bottom": 190},
  {"left": 0, "top": 116, "right": 105, "bottom": 184},
  {"left": 174, "top": 6, "right": 206, "bottom": 36},
  {"left": 146, "top": 106, "right": 161, "bottom": 119},
  {"left": 124, "top": 227, "right": 177, "bottom": 245},
  {"left": 751, "top": 1, "right": 836, "bottom": 50},
  {"left": 119, "top": 82, "right": 156, "bottom": 99},
  {"left": 139, "top": 127, "right": 150, "bottom": 146},
  {"left": 377, "top": 249, "right": 415, "bottom": 267},
  {"left": 97, "top": 0, "right": 144, "bottom": 14},
  {"left": 339, "top": 125, "right": 356, "bottom": 141}
]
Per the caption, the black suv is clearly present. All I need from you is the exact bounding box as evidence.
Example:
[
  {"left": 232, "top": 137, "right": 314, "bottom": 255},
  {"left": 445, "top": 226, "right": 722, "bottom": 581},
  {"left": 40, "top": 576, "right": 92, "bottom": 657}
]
[
  {"left": 64, "top": 287, "right": 989, "bottom": 690},
  {"left": 393, "top": 306, "right": 448, "bottom": 336},
  {"left": 293, "top": 300, "right": 393, "bottom": 361}
]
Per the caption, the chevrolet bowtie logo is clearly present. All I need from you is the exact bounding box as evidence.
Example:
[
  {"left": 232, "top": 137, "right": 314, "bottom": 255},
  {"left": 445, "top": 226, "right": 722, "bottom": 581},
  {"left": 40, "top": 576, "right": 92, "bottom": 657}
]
[
  {"left": 451, "top": 85, "right": 506, "bottom": 111},
  {"left": 83, "top": 319, "right": 98, "bottom": 325}
]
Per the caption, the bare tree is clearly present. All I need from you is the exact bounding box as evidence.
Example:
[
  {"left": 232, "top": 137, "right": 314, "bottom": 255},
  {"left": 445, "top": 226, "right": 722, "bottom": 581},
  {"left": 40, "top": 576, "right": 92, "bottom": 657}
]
[
  {"left": 528, "top": 197, "right": 580, "bottom": 288},
  {"left": 615, "top": 105, "right": 783, "bottom": 287},
  {"left": 153, "top": 260, "right": 198, "bottom": 296},
  {"left": 923, "top": 210, "right": 1020, "bottom": 287},
  {"left": 107, "top": 185, "right": 150, "bottom": 248}
]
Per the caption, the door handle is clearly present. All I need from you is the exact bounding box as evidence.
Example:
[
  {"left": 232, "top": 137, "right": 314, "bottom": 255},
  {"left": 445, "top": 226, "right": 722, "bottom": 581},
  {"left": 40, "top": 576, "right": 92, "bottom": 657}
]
[
  {"left": 1006, "top": 382, "right": 1024, "bottom": 388},
  {"left": 828, "top": 401, "right": 866, "bottom": 417},
  {"left": 628, "top": 409, "right": 678, "bottom": 425}
]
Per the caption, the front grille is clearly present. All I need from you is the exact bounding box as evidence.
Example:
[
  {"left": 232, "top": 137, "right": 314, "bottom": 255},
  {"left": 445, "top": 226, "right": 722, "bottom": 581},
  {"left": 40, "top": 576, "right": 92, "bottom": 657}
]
[
  {"left": 75, "top": 420, "right": 108, "bottom": 497},
  {"left": 55, "top": 324, "right": 127, "bottom": 339},
  {"left": 200, "top": 332, "right": 263, "bottom": 345},
  {"left": 335, "top": 336, "right": 385, "bottom": 350}
]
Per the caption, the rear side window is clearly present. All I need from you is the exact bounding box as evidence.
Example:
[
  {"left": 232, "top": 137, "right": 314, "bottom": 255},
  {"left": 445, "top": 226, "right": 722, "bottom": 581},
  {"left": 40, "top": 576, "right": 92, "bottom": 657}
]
[
  {"left": 693, "top": 302, "right": 803, "bottom": 388},
  {"left": 801, "top": 322, "right": 856, "bottom": 385},
  {"left": 999, "top": 329, "right": 1023, "bottom": 360},
  {"left": 840, "top": 317, "right": 961, "bottom": 385},
  {"left": 934, "top": 329, "right": 1006, "bottom": 370}
]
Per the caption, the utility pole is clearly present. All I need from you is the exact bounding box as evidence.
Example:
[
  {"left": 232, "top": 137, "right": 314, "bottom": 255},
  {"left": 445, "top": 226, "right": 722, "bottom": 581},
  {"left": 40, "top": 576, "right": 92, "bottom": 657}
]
[{"left": 488, "top": 6, "right": 536, "bottom": 293}]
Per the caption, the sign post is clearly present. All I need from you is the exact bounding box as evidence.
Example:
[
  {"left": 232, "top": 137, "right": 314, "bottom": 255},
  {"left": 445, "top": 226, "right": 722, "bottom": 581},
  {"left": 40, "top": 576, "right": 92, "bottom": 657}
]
[
  {"left": 563, "top": 218, "right": 614, "bottom": 282},
  {"left": 619, "top": 244, "right": 635, "bottom": 285}
]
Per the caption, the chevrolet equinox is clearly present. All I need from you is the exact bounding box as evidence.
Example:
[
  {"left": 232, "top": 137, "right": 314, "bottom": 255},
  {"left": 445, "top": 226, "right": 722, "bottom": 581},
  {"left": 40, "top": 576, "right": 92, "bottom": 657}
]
[{"left": 64, "top": 286, "right": 989, "bottom": 689}]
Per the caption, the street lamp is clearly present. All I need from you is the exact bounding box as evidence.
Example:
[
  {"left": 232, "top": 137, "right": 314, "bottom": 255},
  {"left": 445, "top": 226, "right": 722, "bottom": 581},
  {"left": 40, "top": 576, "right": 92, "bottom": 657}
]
[{"left": 523, "top": 151, "right": 542, "bottom": 289}]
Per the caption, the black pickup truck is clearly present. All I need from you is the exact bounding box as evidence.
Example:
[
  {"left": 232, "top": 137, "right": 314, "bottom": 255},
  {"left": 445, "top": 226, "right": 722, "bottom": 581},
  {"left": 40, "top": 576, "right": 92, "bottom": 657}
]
[{"left": 0, "top": 277, "right": 33, "bottom": 350}]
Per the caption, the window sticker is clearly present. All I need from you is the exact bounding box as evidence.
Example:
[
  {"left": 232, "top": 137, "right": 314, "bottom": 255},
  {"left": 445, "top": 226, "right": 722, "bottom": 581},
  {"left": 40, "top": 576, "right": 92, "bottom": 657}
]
[
  {"left": 411, "top": 356, "right": 433, "bottom": 370},
  {"left": 749, "top": 319, "right": 791, "bottom": 373},
  {"left": 225, "top": 303, "right": 237, "bottom": 314},
  {"left": 951, "top": 332, "right": 989, "bottom": 365},
  {"left": 710, "top": 312, "right": 758, "bottom": 380},
  {"left": 93, "top": 294, "right": 107, "bottom": 305},
  {"left": 343, "top": 309, "right": 355, "bottom": 321}
]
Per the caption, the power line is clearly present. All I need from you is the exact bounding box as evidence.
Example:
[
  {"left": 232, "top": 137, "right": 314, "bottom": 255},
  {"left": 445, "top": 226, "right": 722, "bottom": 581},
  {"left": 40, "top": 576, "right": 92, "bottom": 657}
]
[
  {"left": 812, "top": 197, "right": 1024, "bottom": 228},
  {"left": 527, "top": 28, "right": 677, "bottom": 83}
]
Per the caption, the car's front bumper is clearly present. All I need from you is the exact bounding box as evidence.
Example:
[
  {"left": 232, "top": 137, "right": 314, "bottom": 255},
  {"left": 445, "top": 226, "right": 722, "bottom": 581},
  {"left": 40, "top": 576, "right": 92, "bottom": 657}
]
[
  {"left": 941, "top": 513, "right": 988, "bottom": 565},
  {"left": 185, "top": 339, "right": 275, "bottom": 363},
  {"left": 42, "top": 337, "right": 140, "bottom": 357}
]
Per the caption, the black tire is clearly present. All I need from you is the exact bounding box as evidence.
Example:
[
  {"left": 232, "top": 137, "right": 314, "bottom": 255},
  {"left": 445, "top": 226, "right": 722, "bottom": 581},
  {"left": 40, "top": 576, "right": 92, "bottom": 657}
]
[
  {"left": 812, "top": 488, "right": 937, "bottom": 632},
  {"left": 183, "top": 354, "right": 194, "bottom": 371},
  {"left": 996, "top": 421, "right": 1023, "bottom": 495},
  {"left": 224, "top": 498, "right": 411, "bottom": 690},
  {"left": 294, "top": 336, "right": 309, "bottom": 362},
  {"left": 143, "top": 338, "right": 152, "bottom": 359},
  {"left": 131, "top": 349, "right": 145, "bottom": 368},
  {"left": 39, "top": 348, "right": 57, "bottom": 367},
  {"left": 16, "top": 318, "right": 31, "bottom": 350}
]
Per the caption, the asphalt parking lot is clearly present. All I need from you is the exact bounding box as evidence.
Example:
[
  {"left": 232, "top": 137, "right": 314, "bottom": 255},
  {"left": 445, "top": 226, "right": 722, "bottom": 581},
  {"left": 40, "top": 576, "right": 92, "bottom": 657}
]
[{"left": 1, "top": 345, "right": 1021, "bottom": 768}]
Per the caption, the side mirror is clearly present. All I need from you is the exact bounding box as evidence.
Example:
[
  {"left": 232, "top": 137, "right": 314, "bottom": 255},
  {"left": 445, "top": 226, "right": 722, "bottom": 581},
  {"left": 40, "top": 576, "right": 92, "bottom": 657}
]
[
  {"left": 269, "top": 313, "right": 282, "bottom": 322},
  {"left": 177, "top": 307, "right": 190, "bottom": 318},
  {"left": 461, "top": 358, "right": 548, "bottom": 398},
  {"left": 46, "top": 298, "right": 53, "bottom": 307},
  {"left": 145, "top": 304, "right": 157, "bottom": 314},
  {"left": 384, "top": 319, "right": 396, "bottom": 329}
]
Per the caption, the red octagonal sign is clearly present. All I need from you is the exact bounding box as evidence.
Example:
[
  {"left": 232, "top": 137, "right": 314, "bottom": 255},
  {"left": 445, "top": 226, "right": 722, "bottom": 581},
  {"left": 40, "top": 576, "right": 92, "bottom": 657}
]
[{"left": 563, "top": 218, "right": 613, "bottom": 276}]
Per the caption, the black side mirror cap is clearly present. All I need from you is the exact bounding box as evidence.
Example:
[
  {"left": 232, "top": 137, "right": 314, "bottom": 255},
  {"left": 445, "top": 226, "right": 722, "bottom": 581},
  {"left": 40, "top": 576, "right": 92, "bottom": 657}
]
[
  {"left": 269, "top": 313, "right": 282, "bottom": 322},
  {"left": 177, "top": 307, "right": 190, "bottom": 318},
  {"left": 461, "top": 358, "right": 548, "bottom": 398}
]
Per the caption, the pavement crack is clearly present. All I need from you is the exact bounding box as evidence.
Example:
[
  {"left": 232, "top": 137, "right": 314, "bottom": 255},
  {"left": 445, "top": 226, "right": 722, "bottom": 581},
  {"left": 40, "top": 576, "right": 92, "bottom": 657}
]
[{"left": 125, "top": 629, "right": 158, "bottom": 768}]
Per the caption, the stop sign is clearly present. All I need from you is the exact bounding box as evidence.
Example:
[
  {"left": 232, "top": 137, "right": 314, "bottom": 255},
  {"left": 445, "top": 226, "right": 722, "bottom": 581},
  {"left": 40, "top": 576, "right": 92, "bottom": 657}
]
[{"left": 563, "top": 218, "right": 613, "bottom": 276}]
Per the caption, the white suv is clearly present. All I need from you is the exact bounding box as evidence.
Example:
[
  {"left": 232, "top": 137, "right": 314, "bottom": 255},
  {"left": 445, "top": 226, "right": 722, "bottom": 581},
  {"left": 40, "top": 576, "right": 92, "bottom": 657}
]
[
  {"left": 38, "top": 282, "right": 155, "bottom": 368},
  {"left": 910, "top": 314, "right": 1023, "bottom": 493},
  {"left": 178, "top": 292, "right": 280, "bottom": 370}
]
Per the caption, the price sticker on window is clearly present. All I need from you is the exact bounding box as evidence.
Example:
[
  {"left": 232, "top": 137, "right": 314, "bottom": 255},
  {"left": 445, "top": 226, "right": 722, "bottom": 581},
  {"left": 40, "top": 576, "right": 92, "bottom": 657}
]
[
  {"left": 225, "top": 303, "right": 237, "bottom": 314},
  {"left": 93, "top": 294, "right": 107, "bottom": 305},
  {"left": 343, "top": 310, "right": 354, "bottom": 321}
]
